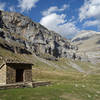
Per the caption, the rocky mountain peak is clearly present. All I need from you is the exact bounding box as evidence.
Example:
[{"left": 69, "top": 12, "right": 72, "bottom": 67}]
[
  {"left": 0, "top": 10, "right": 78, "bottom": 59},
  {"left": 72, "top": 30, "right": 100, "bottom": 63},
  {"left": 72, "top": 30, "right": 100, "bottom": 42}
]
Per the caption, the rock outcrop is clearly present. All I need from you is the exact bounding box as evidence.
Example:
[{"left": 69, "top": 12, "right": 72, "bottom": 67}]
[
  {"left": 72, "top": 30, "right": 100, "bottom": 63},
  {"left": 0, "top": 10, "right": 78, "bottom": 59}
]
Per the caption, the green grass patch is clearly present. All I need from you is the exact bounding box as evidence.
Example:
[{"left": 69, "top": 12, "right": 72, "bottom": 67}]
[{"left": 0, "top": 47, "right": 100, "bottom": 100}]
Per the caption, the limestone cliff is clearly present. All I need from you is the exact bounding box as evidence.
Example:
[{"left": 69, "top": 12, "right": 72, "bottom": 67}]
[
  {"left": 72, "top": 30, "right": 100, "bottom": 63},
  {"left": 0, "top": 10, "right": 77, "bottom": 59}
]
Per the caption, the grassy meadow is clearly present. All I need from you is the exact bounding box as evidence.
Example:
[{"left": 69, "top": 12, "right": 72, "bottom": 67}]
[{"left": 0, "top": 47, "right": 100, "bottom": 100}]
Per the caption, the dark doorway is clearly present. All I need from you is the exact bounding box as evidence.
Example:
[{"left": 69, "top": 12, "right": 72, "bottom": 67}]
[{"left": 16, "top": 69, "right": 24, "bottom": 82}]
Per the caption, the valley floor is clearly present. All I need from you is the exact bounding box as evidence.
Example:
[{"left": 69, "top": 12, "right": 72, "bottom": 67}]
[
  {"left": 0, "top": 47, "right": 100, "bottom": 100},
  {"left": 0, "top": 68, "right": 100, "bottom": 100}
]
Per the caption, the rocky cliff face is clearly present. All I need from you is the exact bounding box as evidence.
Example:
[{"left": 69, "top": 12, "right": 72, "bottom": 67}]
[
  {"left": 72, "top": 30, "right": 100, "bottom": 63},
  {"left": 0, "top": 10, "right": 78, "bottom": 59}
]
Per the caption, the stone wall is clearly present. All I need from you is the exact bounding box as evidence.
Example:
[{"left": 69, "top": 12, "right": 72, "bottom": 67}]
[
  {"left": 0, "top": 63, "right": 32, "bottom": 84},
  {"left": 6, "top": 66, "right": 16, "bottom": 84},
  {"left": 0, "top": 64, "right": 6, "bottom": 84},
  {"left": 0, "top": 83, "right": 25, "bottom": 89},
  {"left": 24, "top": 68, "right": 32, "bottom": 82},
  {"left": 6, "top": 63, "right": 32, "bottom": 84},
  {"left": 0, "top": 81, "right": 51, "bottom": 90}
]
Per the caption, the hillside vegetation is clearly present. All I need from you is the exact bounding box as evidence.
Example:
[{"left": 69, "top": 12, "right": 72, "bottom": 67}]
[{"left": 0, "top": 47, "right": 100, "bottom": 100}]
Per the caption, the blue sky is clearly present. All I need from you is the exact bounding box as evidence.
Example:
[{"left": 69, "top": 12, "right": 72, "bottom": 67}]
[{"left": 0, "top": 0, "right": 100, "bottom": 38}]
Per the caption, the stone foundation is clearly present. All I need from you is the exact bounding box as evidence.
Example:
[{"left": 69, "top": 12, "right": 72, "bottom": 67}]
[{"left": 0, "top": 81, "right": 51, "bottom": 90}]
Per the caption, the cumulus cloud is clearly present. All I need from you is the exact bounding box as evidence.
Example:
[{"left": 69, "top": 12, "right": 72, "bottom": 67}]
[
  {"left": 9, "top": 6, "right": 16, "bottom": 12},
  {"left": 83, "top": 20, "right": 100, "bottom": 27},
  {"left": 42, "top": 4, "right": 69, "bottom": 16},
  {"left": 0, "top": 2, "right": 6, "bottom": 11},
  {"left": 79, "top": 0, "right": 100, "bottom": 29},
  {"left": 18, "top": 0, "right": 39, "bottom": 12},
  {"left": 40, "top": 5, "right": 79, "bottom": 37},
  {"left": 79, "top": 0, "right": 100, "bottom": 21},
  {"left": 83, "top": 20, "right": 100, "bottom": 30}
]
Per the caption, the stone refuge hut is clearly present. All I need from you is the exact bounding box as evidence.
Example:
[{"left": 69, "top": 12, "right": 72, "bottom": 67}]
[{"left": 0, "top": 60, "right": 33, "bottom": 85}]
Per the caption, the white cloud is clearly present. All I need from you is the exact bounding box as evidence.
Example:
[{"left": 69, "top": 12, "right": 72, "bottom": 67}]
[
  {"left": 83, "top": 20, "right": 100, "bottom": 30},
  {"left": 83, "top": 20, "right": 100, "bottom": 27},
  {"left": 0, "top": 2, "right": 6, "bottom": 11},
  {"left": 9, "top": 6, "right": 15, "bottom": 12},
  {"left": 40, "top": 12, "right": 79, "bottom": 37},
  {"left": 40, "top": 5, "right": 79, "bottom": 37},
  {"left": 18, "top": 0, "right": 39, "bottom": 12},
  {"left": 79, "top": 0, "right": 100, "bottom": 29},
  {"left": 42, "top": 4, "right": 69, "bottom": 16},
  {"left": 79, "top": 0, "right": 100, "bottom": 21}
]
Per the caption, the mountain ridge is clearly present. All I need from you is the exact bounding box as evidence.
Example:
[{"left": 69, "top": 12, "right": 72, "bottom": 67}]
[
  {"left": 72, "top": 30, "right": 100, "bottom": 42},
  {"left": 72, "top": 30, "right": 100, "bottom": 63},
  {"left": 0, "top": 10, "right": 78, "bottom": 60}
]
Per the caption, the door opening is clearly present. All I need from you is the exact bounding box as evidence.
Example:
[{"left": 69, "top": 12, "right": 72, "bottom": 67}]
[{"left": 16, "top": 69, "right": 24, "bottom": 82}]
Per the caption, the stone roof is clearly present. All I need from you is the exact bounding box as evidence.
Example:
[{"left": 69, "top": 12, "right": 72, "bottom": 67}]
[
  {"left": 1, "top": 59, "right": 33, "bottom": 66},
  {"left": 0, "top": 59, "right": 33, "bottom": 69}
]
